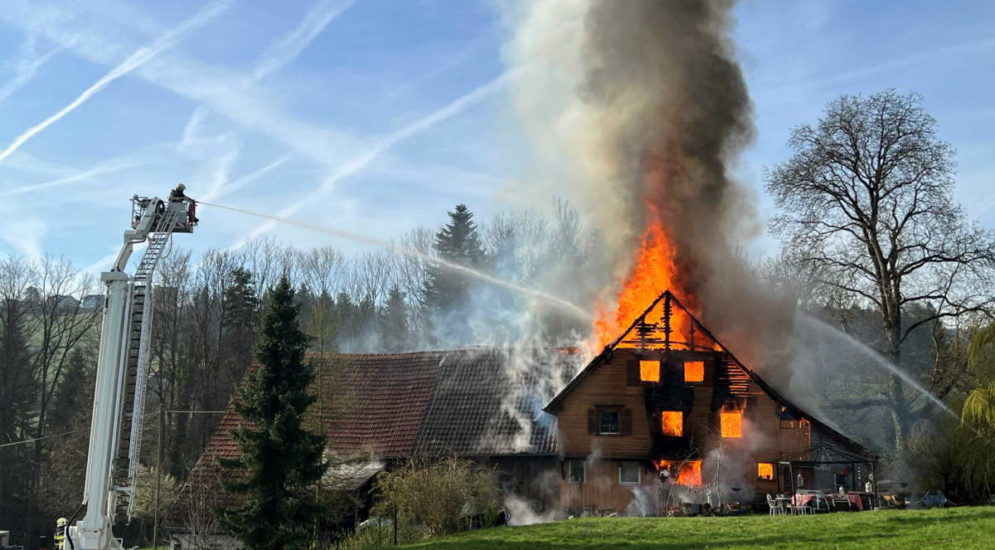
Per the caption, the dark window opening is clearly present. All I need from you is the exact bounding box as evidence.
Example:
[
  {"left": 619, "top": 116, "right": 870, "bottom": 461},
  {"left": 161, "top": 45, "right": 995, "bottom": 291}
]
[
  {"left": 567, "top": 459, "right": 585, "bottom": 483},
  {"left": 599, "top": 410, "right": 620, "bottom": 435}
]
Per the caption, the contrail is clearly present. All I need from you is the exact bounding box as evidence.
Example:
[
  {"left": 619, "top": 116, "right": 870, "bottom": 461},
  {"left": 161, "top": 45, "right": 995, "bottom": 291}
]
[
  {"left": 197, "top": 154, "right": 290, "bottom": 203},
  {"left": 253, "top": 0, "right": 356, "bottom": 80},
  {"left": 231, "top": 71, "right": 513, "bottom": 249},
  {"left": 0, "top": 0, "right": 234, "bottom": 164},
  {"left": 199, "top": 199, "right": 594, "bottom": 321}
]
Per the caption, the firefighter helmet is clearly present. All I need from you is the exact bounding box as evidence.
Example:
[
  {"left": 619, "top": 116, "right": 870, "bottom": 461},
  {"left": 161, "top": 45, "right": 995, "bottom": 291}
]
[{"left": 56, "top": 518, "right": 67, "bottom": 527}]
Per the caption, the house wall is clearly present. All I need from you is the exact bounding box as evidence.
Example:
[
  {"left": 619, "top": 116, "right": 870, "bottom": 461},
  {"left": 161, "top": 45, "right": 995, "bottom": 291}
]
[
  {"left": 551, "top": 348, "right": 834, "bottom": 514},
  {"left": 559, "top": 459, "right": 659, "bottom": 515},
  {"left": 556, "top": 350, "right": 653, "bottom": 459},
  {"left": 489, "top": 456, "right": 561, "bottom": 511}
]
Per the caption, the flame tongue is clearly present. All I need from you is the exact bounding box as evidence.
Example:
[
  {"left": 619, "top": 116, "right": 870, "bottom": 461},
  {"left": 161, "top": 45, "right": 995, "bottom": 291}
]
[{"left": 594, "top": 220, "right": 687, "bottom": 347}]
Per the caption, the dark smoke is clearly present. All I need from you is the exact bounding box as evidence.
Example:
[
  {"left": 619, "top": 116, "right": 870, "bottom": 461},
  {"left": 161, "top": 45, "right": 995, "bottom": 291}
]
[{"left": 507, "top": 0, "right": 790, "bottom": 364}]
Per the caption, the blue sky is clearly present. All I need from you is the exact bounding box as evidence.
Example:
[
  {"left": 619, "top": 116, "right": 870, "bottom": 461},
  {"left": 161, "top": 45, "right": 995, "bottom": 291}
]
[{"left": 0, "top": 0, "right": 992, "bottom": 271}]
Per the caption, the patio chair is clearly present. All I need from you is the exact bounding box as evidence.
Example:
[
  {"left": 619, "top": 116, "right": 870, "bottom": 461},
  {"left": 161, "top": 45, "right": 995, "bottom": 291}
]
[
  {"left": 767, "top": 493, "right": 786, "bottom": 516},
  {"left": 789, "top": 498, "right": 814, "bottom": 515},
  {"left": 831, "top": 494, "right": 852, "bottom": 511},
  {"left": 812, "top": 493, "right": 831, "bottom": 513}
]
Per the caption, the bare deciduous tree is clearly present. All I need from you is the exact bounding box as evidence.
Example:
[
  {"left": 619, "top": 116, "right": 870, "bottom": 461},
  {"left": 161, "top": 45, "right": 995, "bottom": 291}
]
[{"left": 766, "top": 90, "right": 995, "bottom": 449}]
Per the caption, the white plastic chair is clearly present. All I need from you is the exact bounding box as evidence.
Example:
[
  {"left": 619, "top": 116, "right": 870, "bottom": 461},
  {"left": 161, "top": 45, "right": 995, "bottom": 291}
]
[{"left": 767, "top": 493, "right": 786, "bottom": 516}]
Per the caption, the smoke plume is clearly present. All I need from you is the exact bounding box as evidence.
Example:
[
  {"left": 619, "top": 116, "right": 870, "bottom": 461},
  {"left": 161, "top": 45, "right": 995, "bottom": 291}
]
[{"left": 505, "top": 0, "right": 789, "bottom": 363}]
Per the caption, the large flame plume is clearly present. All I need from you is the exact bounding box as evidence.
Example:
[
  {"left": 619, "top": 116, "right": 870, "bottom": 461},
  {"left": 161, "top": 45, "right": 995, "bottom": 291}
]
[{"left": 507, "top": 0, "right": 775, "bottom": 356}]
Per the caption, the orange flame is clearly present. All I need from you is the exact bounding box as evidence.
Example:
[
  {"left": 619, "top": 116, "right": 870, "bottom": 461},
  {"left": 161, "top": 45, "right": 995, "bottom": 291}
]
[
  {"left": 720, "top": 408, "right": 743, "bottom": 438},
  {"left": 639, "top": 360, "right": 661, "bottom": 382},
  {"left": 594, "top": 222, "right": 684, "bottom": 347},
  {"left": 684, "top": 360, "right": 705, "bottom": 382},
  {"left": 655, "top": 459, "right": 702, "bottom": 486},
  {"left": 662, "top": 411, "right": 683, "bottom": 437}
]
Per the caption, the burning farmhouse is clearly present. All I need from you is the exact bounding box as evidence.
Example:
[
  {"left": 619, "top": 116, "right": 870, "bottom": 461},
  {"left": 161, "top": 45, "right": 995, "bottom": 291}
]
[{"left": 167, "top": 290, "right": 873, "bottom": 535}]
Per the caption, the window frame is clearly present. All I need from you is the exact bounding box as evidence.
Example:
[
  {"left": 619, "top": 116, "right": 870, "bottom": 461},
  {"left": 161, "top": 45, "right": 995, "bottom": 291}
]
[
  {"left": 683, "top": 359, "right": 706, "bottom": 383},
  {"left": 598, "top": 409, "right": 621, "bottom": 435},
  {"left": 619, "top": 461, "right": 641, "bottom": 485},
  {"left": 720, "top": 410, "right": 744, "bottom": 438},
  {"left": 639, "top": 359, "right": 661, "bottom": 382},
  {"left": 567, "top": 459, "right": 586, "bottom": 484},
  {"left": 757, "top": 462, "right": 775, "bottom": 481}
]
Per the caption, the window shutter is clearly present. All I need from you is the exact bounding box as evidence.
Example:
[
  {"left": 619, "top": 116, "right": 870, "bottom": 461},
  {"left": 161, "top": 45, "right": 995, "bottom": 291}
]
[
  {"left": 588, "top": 408, "right": 597, "bottom": 434},
  {"left": 626, "top": 361, "right": 640, "bottom": 386},
  {"left": 620, "top": 408, "right": 633, "bottom": 435}
]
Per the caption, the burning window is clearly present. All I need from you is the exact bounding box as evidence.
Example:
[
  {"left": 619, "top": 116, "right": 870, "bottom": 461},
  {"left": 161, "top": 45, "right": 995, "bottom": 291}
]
[
  {"left": 567, "top": 459, "right": 585, "bottom": 483},
  {"left": 654, "top": 460, "right": 702, "bottom": 486},
  {"left": 757, "top": 462, "right": 774, "bottom": 481},
  {"left": 684, "top": 360, "right": 704, "bottom": 382},
  {"left": 681, "top": 460, "right": 702, "bottom": 486},
  {"left": 662, "top": 411, "right": 683, "bottom": 437},
  {"left": 720, "top": 410, "right": 743, "bottom": 438},
  {"left": 639, "top": 360, "right": 660, "bottom": 382},
  {"left": 619, "top": 462, "right": 640, "bottom": 485},
  {"left": 599, "top": 410, "right": 620, "bottom": 435}
]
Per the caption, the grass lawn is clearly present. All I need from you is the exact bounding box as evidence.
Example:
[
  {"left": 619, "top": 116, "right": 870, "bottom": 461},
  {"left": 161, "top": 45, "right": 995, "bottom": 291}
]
[{"left": 400, "top": 507, "right": 995, "bottom": 550}]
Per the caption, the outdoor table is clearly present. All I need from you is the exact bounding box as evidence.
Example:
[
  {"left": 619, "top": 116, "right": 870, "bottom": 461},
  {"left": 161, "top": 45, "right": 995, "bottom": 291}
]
[{"left": 793, "top": 493, "right": 816, "bottom": 507}]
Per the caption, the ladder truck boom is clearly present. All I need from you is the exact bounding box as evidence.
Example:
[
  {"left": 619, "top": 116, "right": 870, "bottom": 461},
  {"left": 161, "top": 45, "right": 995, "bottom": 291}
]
[{"left": 68, "top": 188, "right": 197, "bottom": 550}]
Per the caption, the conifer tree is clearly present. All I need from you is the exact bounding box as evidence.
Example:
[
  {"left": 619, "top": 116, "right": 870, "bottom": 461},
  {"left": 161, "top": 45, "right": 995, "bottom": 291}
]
[
  {"left": 223, "top": 268, "right": 258, "bottom": 333},
  {"left": 422, "top": 204, "right": 485, "bottom": 339},
  {"left": 221, "top": 276, "right": 327, "bottom": 550},
  {"left": 221, "top": 267, "right": 259, "bottom": 390},
  {"left": 381, "top": 287, "right": 409, "bottom": 352}
]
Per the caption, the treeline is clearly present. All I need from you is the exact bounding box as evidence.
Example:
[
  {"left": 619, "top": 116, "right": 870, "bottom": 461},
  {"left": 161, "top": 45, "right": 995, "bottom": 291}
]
[{"left": 0, "top": 202, "right": 601, "bottom": 546}]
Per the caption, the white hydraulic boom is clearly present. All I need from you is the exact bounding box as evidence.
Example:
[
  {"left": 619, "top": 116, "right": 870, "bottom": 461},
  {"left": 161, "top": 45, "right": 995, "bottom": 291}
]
[{"left": 66, "top": 189, "right": 197, "bottom": 550}]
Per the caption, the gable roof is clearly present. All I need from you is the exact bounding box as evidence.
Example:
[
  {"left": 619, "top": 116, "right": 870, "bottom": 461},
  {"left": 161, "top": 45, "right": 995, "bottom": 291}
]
[
  {"left": 544, "top": 291, "right": 873, "bottom": 457},
  {"left": 166, "top": 349, "right": 561, "bottom": 527}
]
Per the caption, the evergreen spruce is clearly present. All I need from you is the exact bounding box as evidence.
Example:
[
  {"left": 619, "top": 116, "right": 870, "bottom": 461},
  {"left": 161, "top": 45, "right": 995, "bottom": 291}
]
[
  {"left": 222, "top": 267, "right": 259, "bottom": 390},
  {"left": 220, "top": 276, "right": 327, "bottom": 550},
  {"left": 422, "top": 204, "right": 485, "bottom": 339},
  {"left": 381, "top": 287, "right": 409, "bottom": 352},
  {"left": 223, "top": 268, "right": 258, "bottom": 333}
]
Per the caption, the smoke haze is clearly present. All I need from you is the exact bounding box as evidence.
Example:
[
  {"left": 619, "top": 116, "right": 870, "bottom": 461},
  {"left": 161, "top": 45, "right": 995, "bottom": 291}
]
[{"left": 503, "top": 0, "right": 795, "bottom": 365}]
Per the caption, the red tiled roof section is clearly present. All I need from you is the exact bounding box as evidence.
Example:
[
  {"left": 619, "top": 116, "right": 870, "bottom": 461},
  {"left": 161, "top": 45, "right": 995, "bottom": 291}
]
[
  {"left": 414, "top": 349, "right": 557, "bottom": 456},
  {"left": 317, "top": 351, "right": 441, "bottom": 458},
  {"left": 166, "top": 350, "right": 561, "bottom": 528}
]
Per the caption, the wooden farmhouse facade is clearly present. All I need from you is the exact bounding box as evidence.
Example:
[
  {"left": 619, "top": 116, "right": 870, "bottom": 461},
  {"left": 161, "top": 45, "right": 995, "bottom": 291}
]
[
  {"left": 167, "top": 291, "right": 873, "bottom": 541},
  {"left": 544, "top": 291, "right": 875, "bottom": 515}
]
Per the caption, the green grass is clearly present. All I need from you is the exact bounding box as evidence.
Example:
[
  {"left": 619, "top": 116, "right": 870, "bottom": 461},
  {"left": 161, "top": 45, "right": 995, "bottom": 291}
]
[{"left": 400, "top": 507, "right": 995, "bottom": 550}]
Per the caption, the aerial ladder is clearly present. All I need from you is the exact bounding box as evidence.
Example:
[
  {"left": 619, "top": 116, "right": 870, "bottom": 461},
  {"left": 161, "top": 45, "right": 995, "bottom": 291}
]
[{"left": 64, "top": 188, "right": 197, "bottom": 550}]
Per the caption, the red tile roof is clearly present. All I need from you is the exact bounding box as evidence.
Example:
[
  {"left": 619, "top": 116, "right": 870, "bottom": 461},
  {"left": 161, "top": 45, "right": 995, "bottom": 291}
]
[{"left": 166, "top": 349, "right": 565, "bottom": 527}]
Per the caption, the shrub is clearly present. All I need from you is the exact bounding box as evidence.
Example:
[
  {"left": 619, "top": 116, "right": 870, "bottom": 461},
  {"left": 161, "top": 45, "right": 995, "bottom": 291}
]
[{"left": 373, "top": 457, "right": 500, "bottom": 536}]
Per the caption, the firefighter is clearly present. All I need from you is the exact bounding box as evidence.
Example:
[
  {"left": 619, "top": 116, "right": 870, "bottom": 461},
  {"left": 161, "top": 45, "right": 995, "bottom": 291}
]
[
  {"left": 169, "top": 183, "right": 187, "bottom": 201},
  {"left": 54, "top": 518, "right": 67, "bottom": 550},
  {"left": 168, "top": 183, "right": 198, "bottom": 226}
]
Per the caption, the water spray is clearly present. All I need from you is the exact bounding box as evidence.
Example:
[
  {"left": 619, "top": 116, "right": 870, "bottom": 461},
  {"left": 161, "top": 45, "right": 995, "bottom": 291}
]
[
  {"left": 798, "top": 314, "right": 960, "bottom": 421},
  {"left": 197, "top": 200, "right": 594, "bottom": 322}
]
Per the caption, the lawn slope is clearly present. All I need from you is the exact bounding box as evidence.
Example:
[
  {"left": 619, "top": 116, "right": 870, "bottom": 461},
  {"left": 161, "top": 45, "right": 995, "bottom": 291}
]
[{"left": 402, "top": 507, "right": 995, "bottom": 550}]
